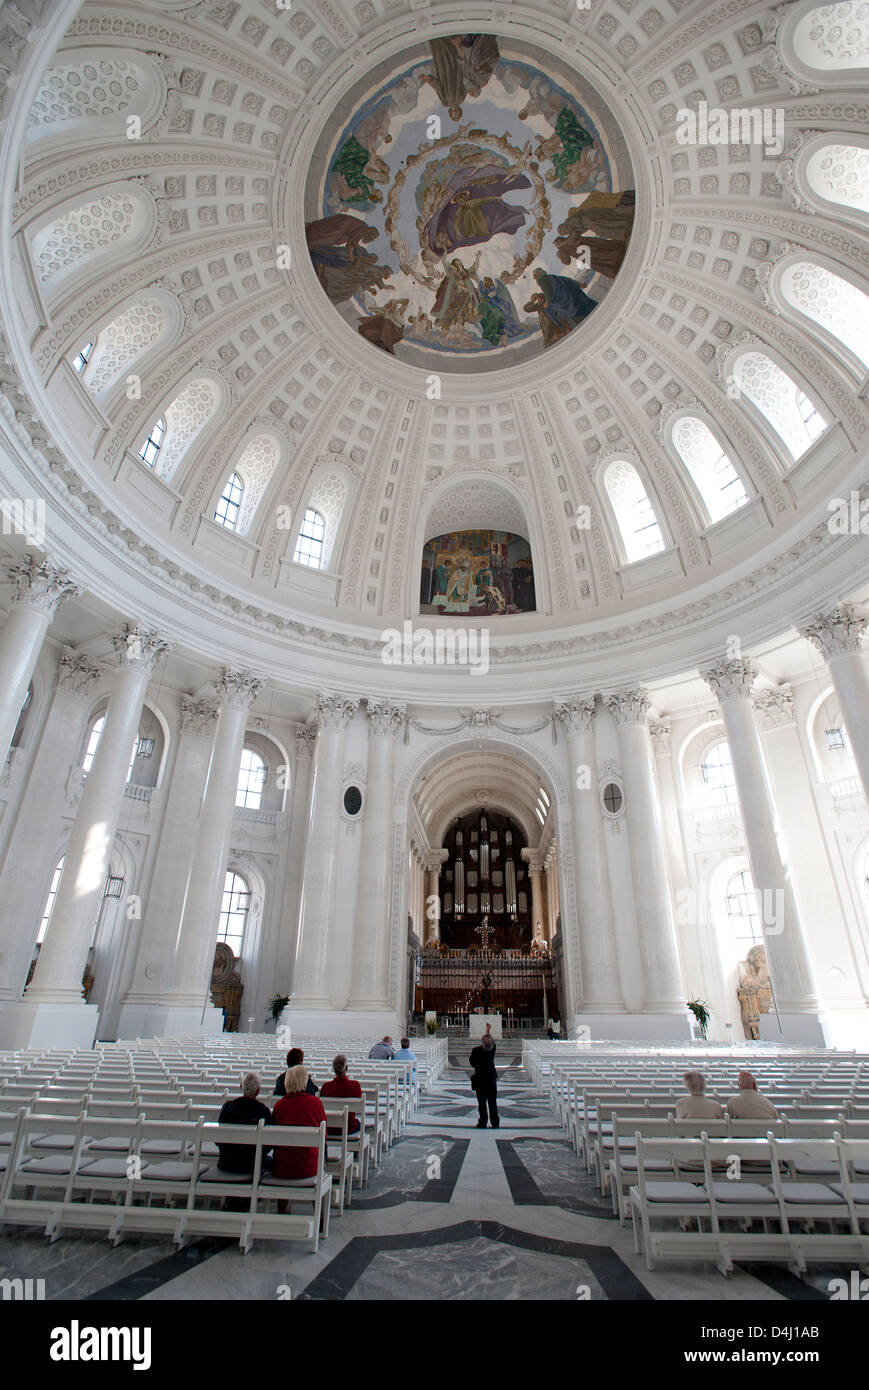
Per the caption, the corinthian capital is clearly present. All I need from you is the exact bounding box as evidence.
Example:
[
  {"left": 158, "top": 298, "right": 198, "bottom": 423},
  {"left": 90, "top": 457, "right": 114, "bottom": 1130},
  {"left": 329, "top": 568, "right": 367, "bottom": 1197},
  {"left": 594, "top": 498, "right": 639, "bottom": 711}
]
[
  {"left": 800, "top": 606, "right": 867, "bottom": 659},
  {"left": 179, "top": 697, "right": 218, "bottom": 738},
  {"left": 753, "top": 684, "right": 795, "bottom": 730},
  {"left": 8, "top": 556, "right": 81, "bottom": 618},
  {"left": 295, "top": 725, "right": 317, "bottom": 758},
  {"left": 367, "top": 699, "right": 406, "bottom": 738},
  {"left": 111, "top": 623, "right": 173, "bottom": 671},
  {"left": 553, "top": 695, "right": 596, "bottom": 735},
  {"left": 215, "top": 668, "right": 262, "bottom": 710},
  {"left": 315, "top": 692, "right": 359, "bottom": 731},
  {"left": 702, "top": 657, "right": 757, "bottom": 703},
  {"left": 56, "top": 648, "right": 101, "bottom": 700},
  {"left": 605, "top": 687, "right": 650, "bottom": 728},
  {"left": 649, "top": 718, "right": 672, "bottom": 754}
]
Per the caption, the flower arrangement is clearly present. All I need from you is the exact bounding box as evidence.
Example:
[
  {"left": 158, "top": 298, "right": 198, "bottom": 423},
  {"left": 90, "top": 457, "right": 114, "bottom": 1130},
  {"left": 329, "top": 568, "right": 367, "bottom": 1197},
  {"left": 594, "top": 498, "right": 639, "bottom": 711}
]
[
  {"left": 425, "top": 1011, "right": 438, "bottom": 1035},
  {"left": 687, "top": 998, "right": 711, "bottom": 1040},
  {"left": 267, "top": 993, "right": 290, "bottom": 1026}
]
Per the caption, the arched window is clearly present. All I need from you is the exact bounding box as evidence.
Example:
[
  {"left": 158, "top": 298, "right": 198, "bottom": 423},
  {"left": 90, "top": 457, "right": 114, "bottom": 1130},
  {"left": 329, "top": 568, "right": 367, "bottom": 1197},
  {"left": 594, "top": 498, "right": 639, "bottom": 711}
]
[
  {"left": 670, "top": 417, "right": 749, "bottom": 522},
  {"left": 731, "top": 351, "right": 828, "bottom": 460},
  {"left": 138, "top": 416, "right": 165, "bottom": 469},
  {"left": 724, "top": 869, "right": 763, "bottom": 949},
  {"left": 74, "top": 296, "right": 166, "bottom": 395},
  {"left": 603, "top": 460, "right": 666, "bottom": 562},
  {"left": 73, "top": 341, "right": 94, "bottom": 374},
  {"left": 217, "top": 870, "right": 250, "bottom": 956},
  {"left": 136, "top": 378, "right": 220, "bottom": 482},
  {"left": 293, "top": 508, "right": 326, "bottom": 569},
  {"left": 805, "top": 142, "right": 869, "bottom": 216},
  {"left": 701, "top": 741, "right": 739, "bottom": 805},
  {"left": 37, "top": 856, "right": 65, "bottom": 945},
  {"left": 779, "top": 260, "right": 869, "bottom": 370},
  {"left": 214, "top": 471, "right": 243, "bottom": 531},
  {"left": 236, "top": 747, "right": 267, "bottom": 810}
]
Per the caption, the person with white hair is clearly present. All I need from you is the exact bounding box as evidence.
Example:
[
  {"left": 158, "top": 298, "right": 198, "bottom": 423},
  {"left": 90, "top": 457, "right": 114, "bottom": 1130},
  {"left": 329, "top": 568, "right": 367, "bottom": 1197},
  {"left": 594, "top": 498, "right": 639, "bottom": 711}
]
[
  {"left": 272, "top": 1065, "right": 328, "bottom": 1179},
  {"left": 674, "top": 1070, "right": 724, "bottom": 1120},
  {"left": 216, "top": 1071, "right": 274, "bottom": 1174},
  {"left": 725, "top": 1070, "right": 779, "bottom": 1120}
]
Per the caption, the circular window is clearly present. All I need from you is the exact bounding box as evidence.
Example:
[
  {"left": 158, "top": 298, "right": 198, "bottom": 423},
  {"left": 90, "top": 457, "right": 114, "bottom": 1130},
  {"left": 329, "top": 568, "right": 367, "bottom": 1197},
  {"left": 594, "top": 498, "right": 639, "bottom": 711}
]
[
  {"left": 343, "top": 785, "right": 363, "bottom": 816},
  {"left": 601, "top": 781, "right": 623, "bottom": 815}
]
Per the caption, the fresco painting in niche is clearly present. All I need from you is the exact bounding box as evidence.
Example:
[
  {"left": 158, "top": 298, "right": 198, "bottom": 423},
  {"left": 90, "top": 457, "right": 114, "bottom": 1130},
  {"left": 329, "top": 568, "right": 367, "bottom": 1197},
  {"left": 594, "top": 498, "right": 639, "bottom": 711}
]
[
  {"left": 420, "top": 529, "right": 535, "bottom": 615},
  {"left": 306, "top": 35, "right": 634, "bottom": 363}
]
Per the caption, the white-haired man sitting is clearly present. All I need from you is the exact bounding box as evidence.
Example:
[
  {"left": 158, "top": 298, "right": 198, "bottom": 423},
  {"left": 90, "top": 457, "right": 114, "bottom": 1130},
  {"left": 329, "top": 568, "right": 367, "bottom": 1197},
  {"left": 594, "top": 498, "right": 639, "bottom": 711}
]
[
  {"left": 217, "top": 1070, "right": 274, "bottom": 1174},
  {"left": 674, "top": 1070, "right": 724, "bottom": 1120},
  {"left": 725, "top": 1070, "right": 778, "bottom": 1120}
]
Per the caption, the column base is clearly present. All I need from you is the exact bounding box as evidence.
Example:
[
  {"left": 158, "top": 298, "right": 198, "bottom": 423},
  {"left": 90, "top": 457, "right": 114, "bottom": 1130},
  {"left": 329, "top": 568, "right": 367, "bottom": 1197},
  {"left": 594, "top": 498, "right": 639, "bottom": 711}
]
[
  {"left": 757, "top": 1012, "right": 828, "bottom": 1046},
  {"left": 572, "top": 1012, "right": 693, "bottom": 1042},
  {"left": 284, "top": 1008, "right": 399, "bottom": 1040},
  {"left": 0, "top": 1000, "right": 99, "bottom": 1050},
  {"left": 816, "top": 1009, "right": 869, "bottom": 1051},
  {"left": 116, "top": 1002, "right": 225, "bottom": 1040}
]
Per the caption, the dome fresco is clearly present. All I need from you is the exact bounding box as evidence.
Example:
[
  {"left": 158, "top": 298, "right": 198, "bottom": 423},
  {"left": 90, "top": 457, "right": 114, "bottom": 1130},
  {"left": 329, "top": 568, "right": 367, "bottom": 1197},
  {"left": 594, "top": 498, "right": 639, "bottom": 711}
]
[{"left": 306, "top": 35, "right": 635, "bottom": 368}]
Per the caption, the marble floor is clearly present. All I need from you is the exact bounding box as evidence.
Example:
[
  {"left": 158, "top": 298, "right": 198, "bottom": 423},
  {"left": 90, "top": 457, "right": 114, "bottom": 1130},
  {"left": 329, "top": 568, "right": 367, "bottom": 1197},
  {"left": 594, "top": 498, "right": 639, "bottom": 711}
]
[{"left": 0, "top": 1048, "right": 854, "bottom": 1301}]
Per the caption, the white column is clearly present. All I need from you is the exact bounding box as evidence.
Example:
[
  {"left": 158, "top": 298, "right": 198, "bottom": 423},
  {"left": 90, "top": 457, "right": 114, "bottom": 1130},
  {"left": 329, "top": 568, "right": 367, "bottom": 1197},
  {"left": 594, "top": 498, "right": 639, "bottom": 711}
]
[
  {"left": 17, "top": 626, "right": 170, "bottom": 1048},
  {"left": 116, "top": 698, "right": 218, "bottom": 1038},
  {"left": 0, "top": 650, "right": 100, "bottom": 1006},
  {"left": 702, "top": 658, "right": 824, "bottom": 1042},
  {"left": 424, "top": 850, "right": 448, "bottom": 943},
  {"left": 800, "top": 606, "right": 869, "bottom": 806},
  {"left": 554, "top": 697, "right": 625, "bottom": 1015},
  {"left": 346, "top": 699, "right": 405, "bottom": 1014},
  {"left": 163, "top": 669, "right": 261, "bottom": 1032},
  {"left": 271, "top": 725, "right": 316, "bottom": 999},
  {"left": 522, "top": 848, "right": 546, "bottom": 942},
  {"left": 0, "top": 556, "right": 80, "bottom": 757},
  {"left": 290, "top": 693, "right": 359, "bottom": 1013},
  {"left": 605, "top": 688, "right": 686, "bottom": 1019}
]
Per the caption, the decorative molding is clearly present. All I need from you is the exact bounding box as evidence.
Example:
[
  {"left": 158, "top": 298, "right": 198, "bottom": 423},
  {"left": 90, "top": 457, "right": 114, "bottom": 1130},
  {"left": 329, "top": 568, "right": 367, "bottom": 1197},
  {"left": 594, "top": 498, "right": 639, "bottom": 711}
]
[
  {"left": 553, "top": 696, "right": 596, "bottom": 736},
  {"left": 800, "top": 605, "right": 868, "bottom": 658},
  {"left": 179, "top": 696, "right": 218, "bottom": 737},
  {"left": 7, "top": 555, "right": 81, "bottom": 617},
  {"left": 295, "top": 724, "right": 317, "bottom": 758},
  {"left": 649, "top": 717, "right": 672, "bottom": 753},
  {"left": 605, "top": 688, "right": 651, "bottom": 729},
  {"left": 754, "top": 684, "right": 796, "bottom": 729},
  {"left": 56, "top": 648, "right": 101, "bottom": 699},
  {"left": 702, "top": 657, "right": 758, "bottom": 703},
  {"left": 366, "top": 699, "right": 406, "bottom": 739},
  {"left": 110, "top": 623, "right": 173, "bottom": 671},
  {"left": 214, "top": 668, "right": 262, "bottom": 709},
  {"left": 314, "top": 692, "right": 359, "bottom": 731}
]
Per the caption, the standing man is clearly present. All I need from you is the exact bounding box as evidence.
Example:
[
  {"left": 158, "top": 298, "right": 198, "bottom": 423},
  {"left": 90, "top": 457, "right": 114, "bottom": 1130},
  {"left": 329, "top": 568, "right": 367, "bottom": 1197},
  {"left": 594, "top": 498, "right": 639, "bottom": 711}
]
[{"left": 470, "top": 1024, "right": 500, "bottom": 1129}]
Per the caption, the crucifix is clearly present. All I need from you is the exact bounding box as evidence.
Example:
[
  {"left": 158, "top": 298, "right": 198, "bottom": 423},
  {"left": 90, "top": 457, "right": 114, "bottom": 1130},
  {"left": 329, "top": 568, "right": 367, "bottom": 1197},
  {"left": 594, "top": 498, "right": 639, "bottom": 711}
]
[{"left": 475, "top": 914, "right": 495, "bottom": 951}]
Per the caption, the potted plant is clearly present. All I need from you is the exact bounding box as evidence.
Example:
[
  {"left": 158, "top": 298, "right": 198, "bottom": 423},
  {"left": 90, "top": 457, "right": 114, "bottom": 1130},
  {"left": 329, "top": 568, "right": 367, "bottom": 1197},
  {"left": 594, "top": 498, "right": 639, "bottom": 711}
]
[{"left": 686, "top": 998, "right": 710, "bottom": 1041}]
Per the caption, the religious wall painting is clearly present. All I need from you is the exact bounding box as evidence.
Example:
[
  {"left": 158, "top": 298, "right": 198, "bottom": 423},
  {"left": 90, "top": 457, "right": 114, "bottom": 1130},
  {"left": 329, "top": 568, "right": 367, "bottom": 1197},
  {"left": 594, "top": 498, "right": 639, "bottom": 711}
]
[
  {"left": 420, "top": 528, "right": 535, "bottom": 615},
  {"left": 305, "top": 36, "right": 635, "bottom": 366}
]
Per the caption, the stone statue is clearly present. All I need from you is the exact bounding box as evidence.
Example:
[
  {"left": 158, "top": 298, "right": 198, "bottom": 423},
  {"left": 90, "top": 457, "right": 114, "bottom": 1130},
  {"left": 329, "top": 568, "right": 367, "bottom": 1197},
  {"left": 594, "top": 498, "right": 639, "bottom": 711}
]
[{"left": 737, "top": 944, "right": 773, "bottom": 1040}]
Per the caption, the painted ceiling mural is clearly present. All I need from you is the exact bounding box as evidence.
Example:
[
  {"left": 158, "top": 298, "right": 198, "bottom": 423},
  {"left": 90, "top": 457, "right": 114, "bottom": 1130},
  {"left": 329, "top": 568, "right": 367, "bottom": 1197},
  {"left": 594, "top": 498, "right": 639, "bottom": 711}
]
[{"left": 305, "top": 36, "right": 635, "bottom": 368}]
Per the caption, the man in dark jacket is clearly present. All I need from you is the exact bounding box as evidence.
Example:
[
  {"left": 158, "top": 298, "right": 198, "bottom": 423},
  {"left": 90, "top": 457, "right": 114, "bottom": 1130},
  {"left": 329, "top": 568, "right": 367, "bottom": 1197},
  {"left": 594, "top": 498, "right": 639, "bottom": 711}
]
[
  {"left": 273, "top": 1047, "right": 318, "bottom": 1097},
  {"left": 217, "top": 1071, "right": 273, "bottom": 1174},
  {"left": 469, "top": 1030, "right": 499, "bottom": 1129}
]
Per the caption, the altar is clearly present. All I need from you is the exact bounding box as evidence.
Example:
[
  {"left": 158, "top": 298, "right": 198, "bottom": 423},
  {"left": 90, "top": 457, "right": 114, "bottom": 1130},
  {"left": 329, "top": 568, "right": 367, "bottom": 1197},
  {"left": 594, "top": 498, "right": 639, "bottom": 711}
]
[{"left": 469, "top": 1014, "right": 502, "bottom": 1040}]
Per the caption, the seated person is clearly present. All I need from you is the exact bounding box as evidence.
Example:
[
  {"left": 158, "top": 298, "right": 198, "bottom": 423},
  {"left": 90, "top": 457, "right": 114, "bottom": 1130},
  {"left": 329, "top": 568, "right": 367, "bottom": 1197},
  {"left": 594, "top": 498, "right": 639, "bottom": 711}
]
[
  {"left": 273, "top": 1046, "right": 318, "bottom": 1097},
  {"left": 272, "top": 1066, "right": 328, "bottom": 1180},
  {"left": 674, "top": 1070, "right": 723, "bottom": 1120},
  {"left": 368, "top": 1035, "right": 395, "bottom": 1060},
  {"left": 725, "top": 1070, "right": 779, "bottom": 1120},
  {"left": 217, "top": 1071, "right": 274, "bottom": 1174},
  {"left": 393, "top": 1037, "right": 416, "bottom": 1077},
  {"left": 319, "top": 1054, "right": 363, "bottom": 1135}
]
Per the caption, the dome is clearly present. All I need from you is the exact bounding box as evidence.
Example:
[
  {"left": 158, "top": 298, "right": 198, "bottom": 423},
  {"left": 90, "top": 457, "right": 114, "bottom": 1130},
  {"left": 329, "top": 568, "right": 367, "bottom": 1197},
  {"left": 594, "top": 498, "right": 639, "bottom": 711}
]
[{"left": 0, "top": 0, "right": 868, "bottom": 701}]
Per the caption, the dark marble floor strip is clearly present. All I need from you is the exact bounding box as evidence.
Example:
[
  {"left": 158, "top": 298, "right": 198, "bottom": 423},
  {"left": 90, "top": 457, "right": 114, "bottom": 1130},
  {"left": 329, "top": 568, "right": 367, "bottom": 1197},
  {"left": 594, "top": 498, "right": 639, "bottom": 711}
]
[
  {"left": 741, "top": 1265, "right": 829, "bottom": 1301},
  {"left": 297, "top": 1218, "right": 652, "bottom": 1301},
  {"left": 84, "top": 1238, "right": 234, "bottom": 1301}
]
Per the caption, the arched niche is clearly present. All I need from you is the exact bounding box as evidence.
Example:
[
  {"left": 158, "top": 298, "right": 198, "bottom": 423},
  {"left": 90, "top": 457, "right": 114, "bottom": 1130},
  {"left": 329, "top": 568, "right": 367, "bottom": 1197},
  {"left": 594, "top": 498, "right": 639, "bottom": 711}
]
[
  {"left": 779, "top": 1, "right": 869, "bottom": 90},
  {"left": 64, "top": 286, "right": 185, "bottom": 407},
  {"left": 412, "top": 472, "right": 545, "bottom": 617},
  {"left": 24, "top": 48, "right": 168, "bottom": 152},
  {"left": 24, "top": 181, "right": 157, "bottom": 301}
]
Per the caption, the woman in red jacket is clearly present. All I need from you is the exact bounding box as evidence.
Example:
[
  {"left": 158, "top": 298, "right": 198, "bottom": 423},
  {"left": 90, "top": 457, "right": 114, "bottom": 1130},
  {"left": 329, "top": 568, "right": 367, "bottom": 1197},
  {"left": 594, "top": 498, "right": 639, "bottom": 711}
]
[{"left": 272, "top": 1065, "right": 327, "bottom": 1179}]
